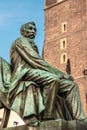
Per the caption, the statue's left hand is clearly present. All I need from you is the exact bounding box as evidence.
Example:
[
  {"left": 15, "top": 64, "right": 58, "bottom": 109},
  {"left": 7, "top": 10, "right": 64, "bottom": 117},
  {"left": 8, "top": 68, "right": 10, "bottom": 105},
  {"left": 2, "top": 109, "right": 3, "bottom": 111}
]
[{"left": 60, "top": 74, "right": 74, "bottom": 81}]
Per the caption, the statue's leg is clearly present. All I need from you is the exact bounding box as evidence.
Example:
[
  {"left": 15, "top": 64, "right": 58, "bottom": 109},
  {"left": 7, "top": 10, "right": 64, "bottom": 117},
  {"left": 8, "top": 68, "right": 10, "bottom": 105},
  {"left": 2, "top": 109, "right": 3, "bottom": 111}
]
[
  {"left": 0, "top": 57, "right": 11, "bottom": 108},
  {"left": 59, "top": 79, "right": 86, "bottom": 120},
  {"left": 25, "top": 69, "right": 60, "bottom": 119},
  {"left": 42, "top": 79, "right": 59, "bottom": 119},
  {"left": 0, "top": 57, "right": 11, "bottom": 128},
  {"left": 0, "top": 102, "right": 4, "bottom": 108},
  {"left": 25, "top": 69, "right": 60, "bottom": 86},
  {"left": 11, "top": 84, "right": 38, "bottom": 124}
]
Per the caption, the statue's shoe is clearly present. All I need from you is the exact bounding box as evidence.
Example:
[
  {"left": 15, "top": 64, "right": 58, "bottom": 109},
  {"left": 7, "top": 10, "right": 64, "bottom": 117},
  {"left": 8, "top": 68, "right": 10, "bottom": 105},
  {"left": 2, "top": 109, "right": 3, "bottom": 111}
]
[
  {"left": 23, "top": 115, "right": 40, "bottom": 126},
  {"left": 78, "top": 118, "right": 87, "bottom": 123},
  {"left": 29, "top": 120, "right": 40, "bottom": 127}
]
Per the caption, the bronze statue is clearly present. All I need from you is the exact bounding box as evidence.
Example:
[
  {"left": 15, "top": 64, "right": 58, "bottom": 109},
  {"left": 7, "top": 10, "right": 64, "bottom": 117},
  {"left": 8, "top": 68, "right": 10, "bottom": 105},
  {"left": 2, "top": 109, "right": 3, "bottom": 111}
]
[{"left": 0, "top": 22, "right": 86, "bottom": 127}]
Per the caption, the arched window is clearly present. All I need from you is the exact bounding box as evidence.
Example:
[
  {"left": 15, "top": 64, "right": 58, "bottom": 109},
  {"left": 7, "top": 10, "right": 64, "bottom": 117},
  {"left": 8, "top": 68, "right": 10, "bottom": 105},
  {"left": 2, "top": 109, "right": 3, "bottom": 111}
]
[
  {"left": 60, "top": 38, "right": 67, "bottom": 49},
  {"left": 60, "top": 53, "right": 67, "bottom": 64},
  {"left": 62, "top": 22, "right": 67, "bottom": 32}
]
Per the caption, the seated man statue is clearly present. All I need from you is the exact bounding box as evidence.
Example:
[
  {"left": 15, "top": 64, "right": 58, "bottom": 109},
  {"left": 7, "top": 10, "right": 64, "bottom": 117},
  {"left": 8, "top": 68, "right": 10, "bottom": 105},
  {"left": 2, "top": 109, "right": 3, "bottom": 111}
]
[{"left": 0, "top": 21, "right": 86, "bottom": 126}]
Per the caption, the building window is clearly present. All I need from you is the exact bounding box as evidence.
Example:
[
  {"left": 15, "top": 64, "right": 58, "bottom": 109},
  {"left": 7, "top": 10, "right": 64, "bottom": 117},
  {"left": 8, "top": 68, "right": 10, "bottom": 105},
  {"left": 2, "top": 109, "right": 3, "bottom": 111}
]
[
  {"left": 62, "top": 22, "right": 67, "bottom": 32},
  {"left": 58, "top": 0, "right": 63, "bottom": 2},
  {"left": 83, "top": 68, "right": 87, "bottom": 75},
  {"left": 86, "top": 94, "right": 87, "bottom": 104},
  {"left": 60, "top": 38, "right": 67, "bottom": 49},
  {"left": 60, "top": 53, "right": 67, "bottom": 64}
]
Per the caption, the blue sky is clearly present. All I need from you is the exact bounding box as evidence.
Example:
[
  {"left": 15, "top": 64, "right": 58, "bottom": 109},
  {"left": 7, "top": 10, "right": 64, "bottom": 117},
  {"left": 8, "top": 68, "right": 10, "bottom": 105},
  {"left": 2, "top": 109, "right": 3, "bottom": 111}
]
[{"left": 0, "top": 0, "right": 44, "bottom": 62}]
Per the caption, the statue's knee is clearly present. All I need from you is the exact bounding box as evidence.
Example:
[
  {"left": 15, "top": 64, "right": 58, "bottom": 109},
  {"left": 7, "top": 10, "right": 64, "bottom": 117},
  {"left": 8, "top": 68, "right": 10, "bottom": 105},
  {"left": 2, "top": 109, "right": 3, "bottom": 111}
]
[
  {"left": 73, "top": 82, "right": 79, "bottom": 90},
  {"left": 66, "top": 80, "right": 78, "bottom": 91},
  {"left": 70, "top": 81, "right": 78, "bottom": 90},
  {"left": 53, "top": 76, "right": 60, "bottom": 84}
]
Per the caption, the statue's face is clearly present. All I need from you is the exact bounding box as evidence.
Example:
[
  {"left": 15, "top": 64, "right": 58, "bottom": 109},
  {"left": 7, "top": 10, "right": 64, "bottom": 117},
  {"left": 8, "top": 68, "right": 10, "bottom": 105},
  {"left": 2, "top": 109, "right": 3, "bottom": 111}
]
[{"left": 25, "top": 24, "right": 36, "bottom": 39}]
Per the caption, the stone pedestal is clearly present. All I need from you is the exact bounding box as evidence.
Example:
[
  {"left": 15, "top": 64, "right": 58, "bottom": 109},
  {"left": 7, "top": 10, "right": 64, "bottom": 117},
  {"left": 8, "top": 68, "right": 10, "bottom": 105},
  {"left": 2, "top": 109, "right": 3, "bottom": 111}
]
[{"left": 1, "top": 119, "right": 87, "bottom": 130}]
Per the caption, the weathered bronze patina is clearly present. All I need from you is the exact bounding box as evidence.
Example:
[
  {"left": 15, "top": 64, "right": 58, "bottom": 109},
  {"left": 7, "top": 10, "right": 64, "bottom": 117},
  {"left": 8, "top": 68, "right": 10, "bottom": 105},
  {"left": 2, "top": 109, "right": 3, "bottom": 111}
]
[{"left": 0, "top": 22, "right": 87, "bottom": 128}]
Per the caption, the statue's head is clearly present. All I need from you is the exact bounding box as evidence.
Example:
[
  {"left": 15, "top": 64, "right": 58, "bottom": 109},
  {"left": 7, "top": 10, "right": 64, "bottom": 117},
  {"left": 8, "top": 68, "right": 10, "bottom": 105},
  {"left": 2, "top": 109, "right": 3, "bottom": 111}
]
[{"left": 20, "top": 21, "right": 37, "bottom": 39}]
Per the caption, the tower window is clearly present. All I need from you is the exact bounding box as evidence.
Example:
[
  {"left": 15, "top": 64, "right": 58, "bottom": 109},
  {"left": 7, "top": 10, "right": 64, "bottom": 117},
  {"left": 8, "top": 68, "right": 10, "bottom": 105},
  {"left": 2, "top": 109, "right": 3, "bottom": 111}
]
[
  {"left": 62, "top": 22, "right": 67, "bottom": 32},
  {"left": 58, "top": 0, "right": 63, "bottom": 2},
  {"left": 60, "top": 53, "right": 67, "bottom": 64},
  {"left": 83, "top": 68, "right": 87, "bottom": 75},
  {"left": 86, "top": 94, "right": 87, "bottom": 104},
  {"left": 60, "top": 38, "right": 67, "bottom": 49}
]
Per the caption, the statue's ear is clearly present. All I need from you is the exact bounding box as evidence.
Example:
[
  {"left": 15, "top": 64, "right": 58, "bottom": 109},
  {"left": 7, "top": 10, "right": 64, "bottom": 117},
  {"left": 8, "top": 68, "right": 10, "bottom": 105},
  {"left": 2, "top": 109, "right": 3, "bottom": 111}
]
[{"left": 21, "top": 30, "right": 26, "bottom": 36}]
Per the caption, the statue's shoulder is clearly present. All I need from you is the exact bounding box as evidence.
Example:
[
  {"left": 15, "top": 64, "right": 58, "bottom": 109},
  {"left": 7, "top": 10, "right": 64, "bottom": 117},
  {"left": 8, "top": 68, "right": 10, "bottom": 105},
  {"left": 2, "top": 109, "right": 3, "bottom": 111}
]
[
  {"left": 15, "top": 36, "right": 29, "bottom": 45},
  {"left": 10, "top": 37, "right": 24, "bottom": 48},
  {"left": 13, "top": 37, "right": 23, "bottom": 44},
  {"left": 10, "top": 36, "right": 31, "bottom": 50}
]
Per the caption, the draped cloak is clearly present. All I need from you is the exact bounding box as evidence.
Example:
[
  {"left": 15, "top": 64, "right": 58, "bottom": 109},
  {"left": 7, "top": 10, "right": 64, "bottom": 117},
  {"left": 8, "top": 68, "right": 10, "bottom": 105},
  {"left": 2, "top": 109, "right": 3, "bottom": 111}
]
[
  {"left": 9, "top": 36, "right": 64, "bottom": 118},
  {"left": 0, "top": 36, "right": 85, "bottom": 121}
]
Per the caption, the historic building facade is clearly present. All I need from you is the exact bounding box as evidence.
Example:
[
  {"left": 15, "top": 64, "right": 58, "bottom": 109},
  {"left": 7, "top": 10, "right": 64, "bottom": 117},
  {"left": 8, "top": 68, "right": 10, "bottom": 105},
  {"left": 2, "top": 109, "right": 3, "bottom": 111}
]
[{"left": 43, "top": 0, "right": 87, "bottom": 114}]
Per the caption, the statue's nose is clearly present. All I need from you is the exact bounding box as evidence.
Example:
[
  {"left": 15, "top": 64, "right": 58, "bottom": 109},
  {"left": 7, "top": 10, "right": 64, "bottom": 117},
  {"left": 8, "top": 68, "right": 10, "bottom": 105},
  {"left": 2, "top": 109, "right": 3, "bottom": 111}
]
[{"left": 32, "top": 29, "right": 35, "bottom": 32}]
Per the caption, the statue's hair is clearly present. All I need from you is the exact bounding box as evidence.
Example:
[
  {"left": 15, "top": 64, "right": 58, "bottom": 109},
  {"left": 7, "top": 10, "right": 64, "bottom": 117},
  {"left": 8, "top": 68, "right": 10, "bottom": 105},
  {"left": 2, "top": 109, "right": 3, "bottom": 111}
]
[{"left": 20, "top": 21, "right": 36, "bottom": 36}]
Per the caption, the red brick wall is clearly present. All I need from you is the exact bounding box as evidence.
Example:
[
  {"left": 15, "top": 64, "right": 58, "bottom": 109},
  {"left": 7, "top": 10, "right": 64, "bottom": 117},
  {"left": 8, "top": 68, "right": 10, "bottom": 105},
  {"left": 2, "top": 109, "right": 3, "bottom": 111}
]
[
  {"left": 45, "top": 0, "right": 57, "bottom": 6},
  {"left": 44, "top": 0, "right": 87, "bottom": 114}
]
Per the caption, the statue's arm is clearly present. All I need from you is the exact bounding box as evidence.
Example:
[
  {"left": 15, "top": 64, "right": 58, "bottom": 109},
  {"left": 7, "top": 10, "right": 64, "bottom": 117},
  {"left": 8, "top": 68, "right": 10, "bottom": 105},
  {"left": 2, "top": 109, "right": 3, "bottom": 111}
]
[{"left": 15, "top": 41, "right": 64, "bottom": 78}]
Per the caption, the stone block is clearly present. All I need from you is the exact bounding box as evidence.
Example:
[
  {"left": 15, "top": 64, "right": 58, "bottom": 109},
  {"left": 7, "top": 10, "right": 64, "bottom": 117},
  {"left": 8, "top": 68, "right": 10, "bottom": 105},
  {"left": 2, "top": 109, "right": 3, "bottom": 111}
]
[{"left": 0, "top": 119, "right": 87, "bottom": 130}]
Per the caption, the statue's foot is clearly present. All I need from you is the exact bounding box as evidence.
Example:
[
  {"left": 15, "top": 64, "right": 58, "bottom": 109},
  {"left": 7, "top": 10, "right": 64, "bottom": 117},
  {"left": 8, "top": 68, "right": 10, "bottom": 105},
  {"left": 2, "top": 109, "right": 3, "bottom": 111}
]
[
  {"left": 79, "top": 118, "right": 87, "bottom": 123},
  {"left": 41, "top": 118, "right": 54, "bottom": 122},
  {"left": 23, "top": 115, "right": 40, "bottom": 127},
  {"left": 29, "top": 120, "right": 40, "bottom": 127}
]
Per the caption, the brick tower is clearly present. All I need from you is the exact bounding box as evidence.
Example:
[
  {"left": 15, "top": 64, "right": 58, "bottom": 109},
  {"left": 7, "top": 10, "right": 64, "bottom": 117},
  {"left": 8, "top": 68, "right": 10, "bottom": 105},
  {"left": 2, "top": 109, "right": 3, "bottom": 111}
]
[{"left": 43, "top": 0, "right": 87, "bottom": 114}]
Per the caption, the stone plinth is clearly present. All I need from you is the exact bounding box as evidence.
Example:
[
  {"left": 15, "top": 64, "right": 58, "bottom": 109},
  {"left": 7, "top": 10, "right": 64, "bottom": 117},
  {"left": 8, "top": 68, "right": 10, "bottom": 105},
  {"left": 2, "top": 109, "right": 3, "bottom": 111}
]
[{"left": 0, "top": 119, "right": 87, "bottom": 130}]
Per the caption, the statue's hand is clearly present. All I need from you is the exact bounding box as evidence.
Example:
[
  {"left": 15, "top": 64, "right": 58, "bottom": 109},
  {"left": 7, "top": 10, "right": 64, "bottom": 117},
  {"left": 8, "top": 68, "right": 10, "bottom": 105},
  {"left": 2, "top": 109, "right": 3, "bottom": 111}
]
[
  {"left": 68, "top": 75, "right": 74, "bottom": 81},
  {"left": 60, "top": 74, "right": 74, "bottom": 81}
]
